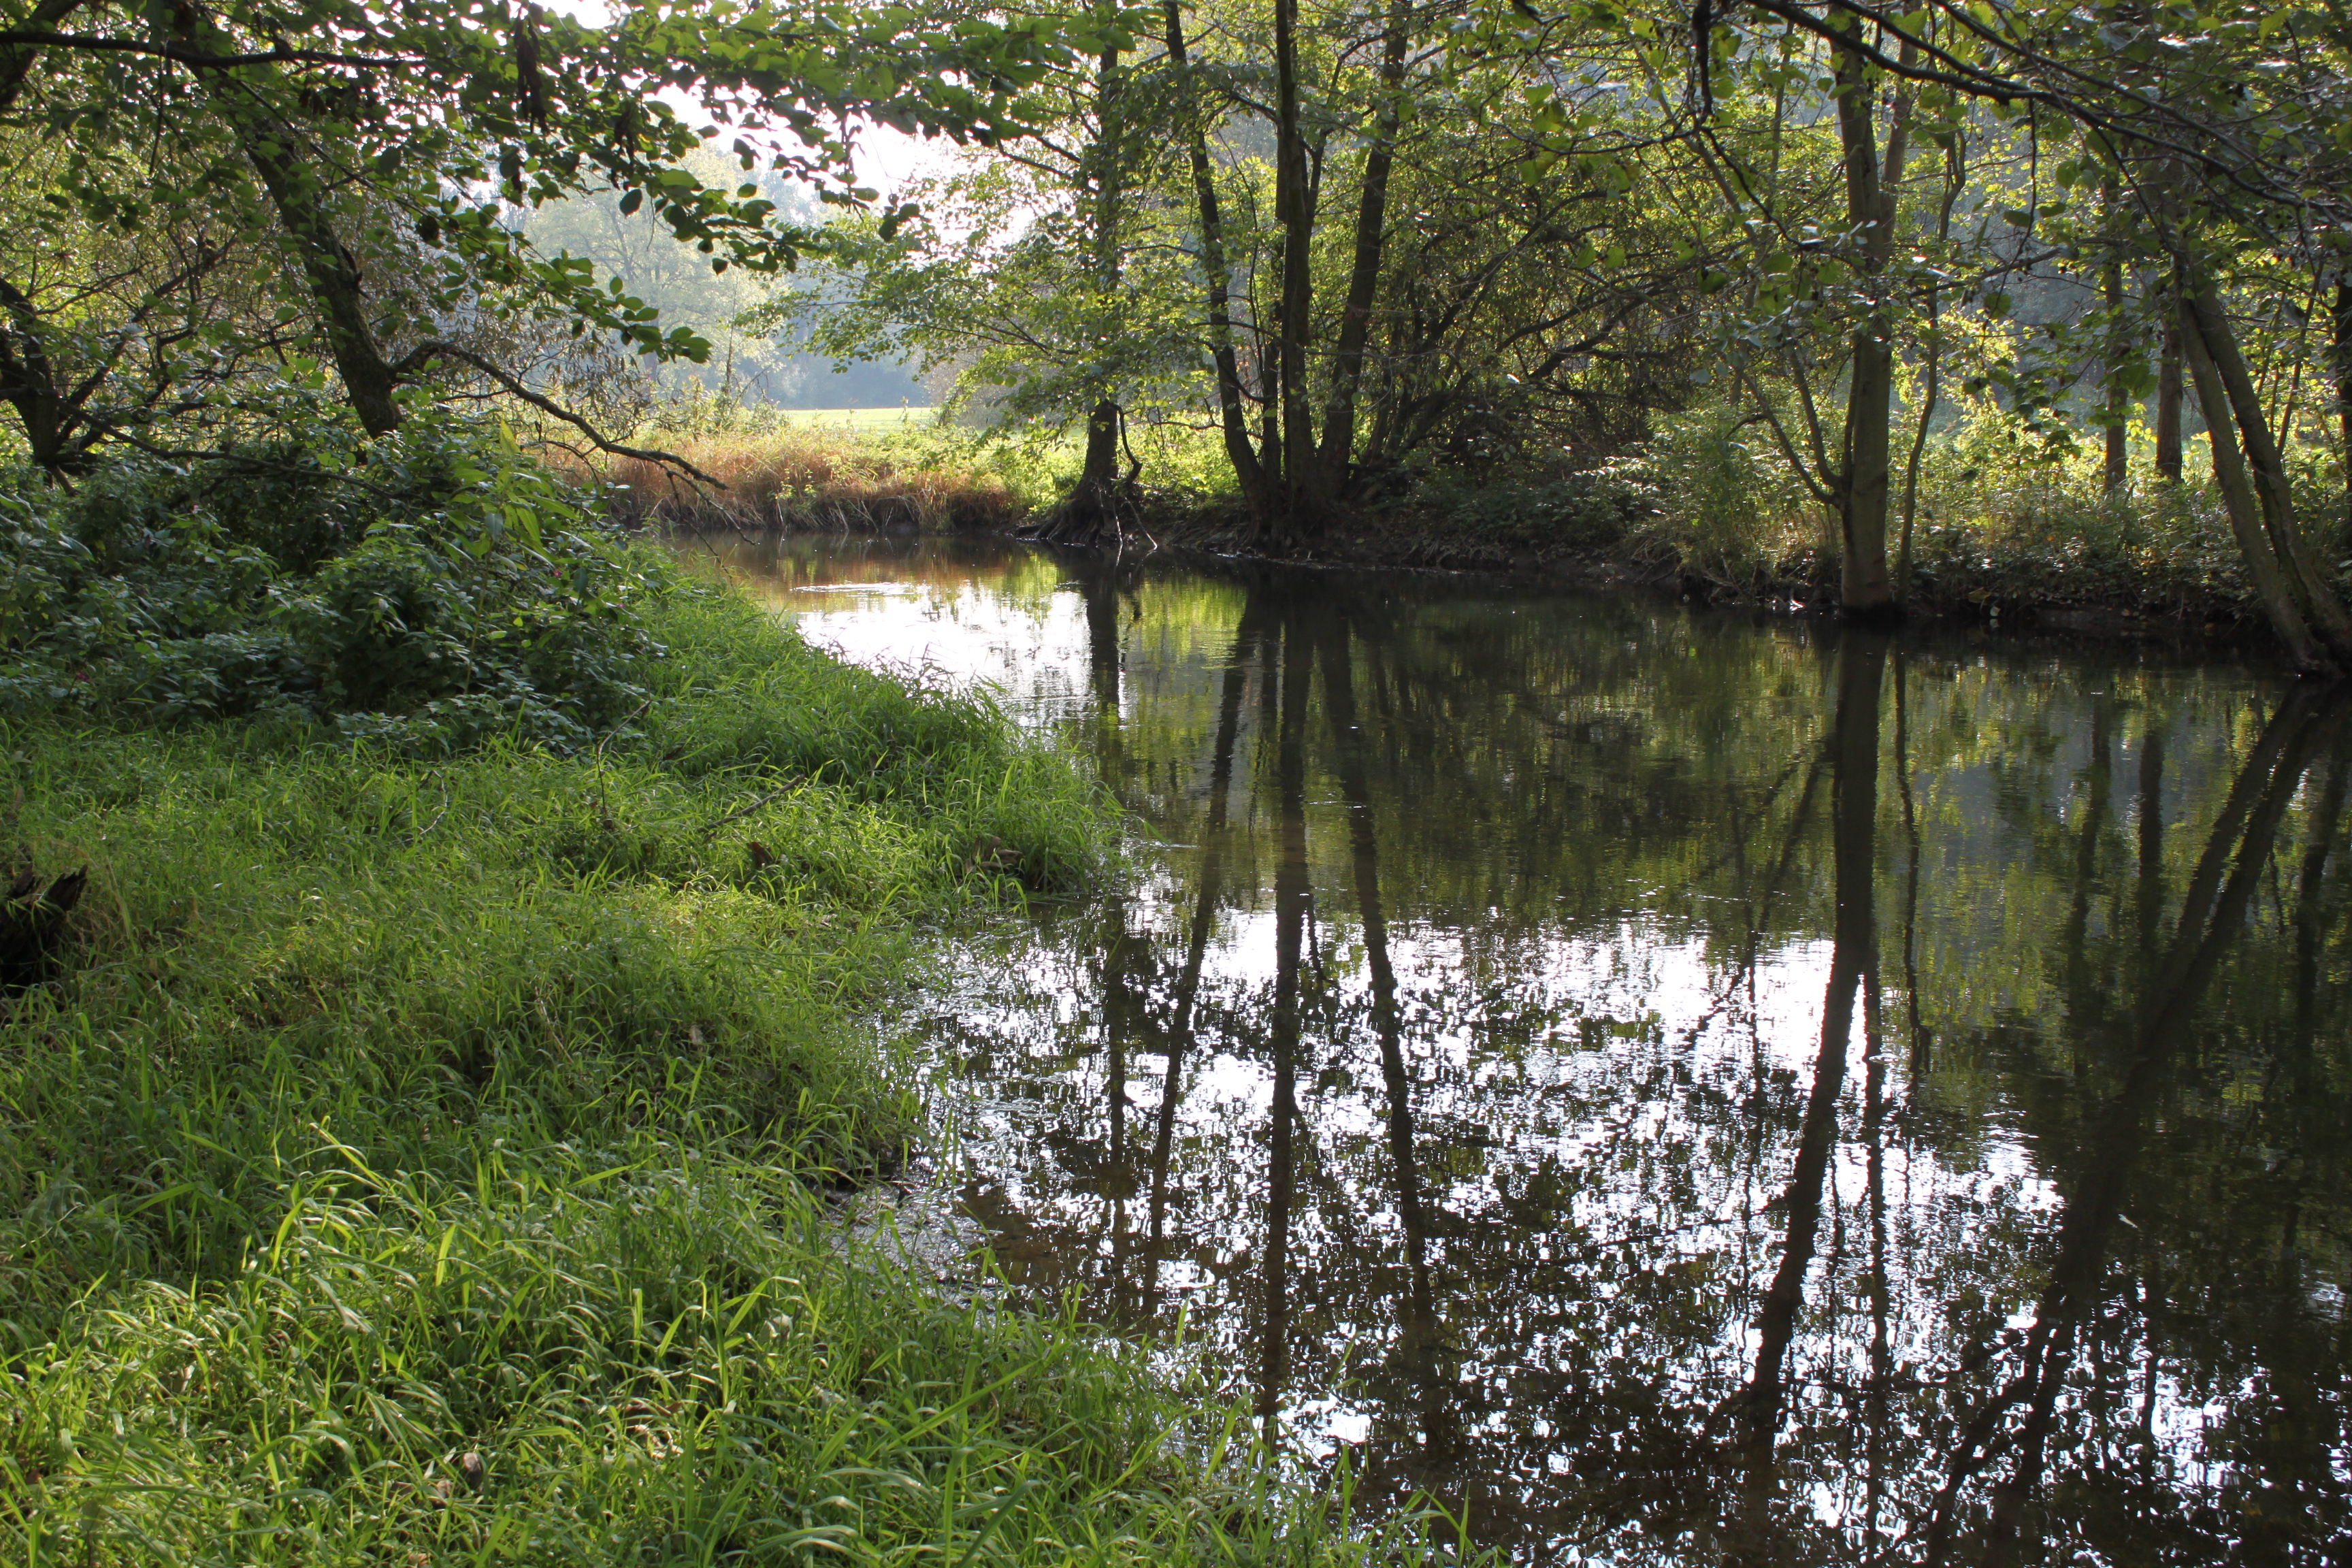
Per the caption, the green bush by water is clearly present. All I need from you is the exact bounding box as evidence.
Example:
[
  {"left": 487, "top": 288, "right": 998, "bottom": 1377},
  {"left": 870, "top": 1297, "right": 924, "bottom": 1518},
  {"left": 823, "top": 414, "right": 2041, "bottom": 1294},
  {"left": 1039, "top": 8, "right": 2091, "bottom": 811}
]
[
  {"left": 0, "top": 420, "right": 661, "bottom": 751},
  {"left": 1623, "top": 395, "right": 2301, "bottom": 616}
]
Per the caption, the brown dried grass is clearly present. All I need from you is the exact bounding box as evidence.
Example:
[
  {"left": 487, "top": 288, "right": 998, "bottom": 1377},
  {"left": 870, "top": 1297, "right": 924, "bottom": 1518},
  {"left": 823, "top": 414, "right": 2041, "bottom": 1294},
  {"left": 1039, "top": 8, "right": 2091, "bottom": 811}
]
[{"left": 583, "top": 430, "right": 1026, "bottom": 536}]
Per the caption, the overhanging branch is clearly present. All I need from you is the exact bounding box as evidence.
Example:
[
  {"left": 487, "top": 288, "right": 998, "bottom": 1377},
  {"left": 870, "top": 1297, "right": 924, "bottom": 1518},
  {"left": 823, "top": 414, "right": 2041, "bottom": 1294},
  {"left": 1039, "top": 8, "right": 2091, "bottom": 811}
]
[
  {"left": 0, "top": 29, "right": 419, "bottom": 69},
  {"left": 391, "top": 340, "right": 725, "bottom": 487}
]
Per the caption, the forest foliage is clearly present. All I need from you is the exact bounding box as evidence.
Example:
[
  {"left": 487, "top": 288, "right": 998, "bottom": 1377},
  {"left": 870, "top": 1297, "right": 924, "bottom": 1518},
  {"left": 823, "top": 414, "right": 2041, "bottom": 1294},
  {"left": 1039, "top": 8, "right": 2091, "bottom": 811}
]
[
  {"left": 0, "top": 0, "right": 1070, "bottom": 739},
  {"left": 7, "top": 0, "right": 2352, "bottom": 660},
  {"left": 789, "top": 0, "right": 2352, "bottom": 664}
]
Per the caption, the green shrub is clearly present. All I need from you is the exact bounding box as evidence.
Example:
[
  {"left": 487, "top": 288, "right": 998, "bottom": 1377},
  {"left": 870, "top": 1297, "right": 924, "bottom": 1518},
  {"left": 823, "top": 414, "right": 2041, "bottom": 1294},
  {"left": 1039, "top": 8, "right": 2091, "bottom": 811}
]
[
  {"left": 0, "top": 417, "right": 662, "bottom": 750},
  {"left": 1364, "top": 459, "right": 1656, "bottom": 565},
  {"left": 1620, "top": 402, "right": 1831, "bottom": 583},
  {"left": 1897, "top": 400, "right": 2249, "bottom": 612},
  {"left": 1405, "top": 463, "right": 1654, "bottom": 551},
  {"left": 1605, "top": 392, "right": 2335, "bottom": 617}
]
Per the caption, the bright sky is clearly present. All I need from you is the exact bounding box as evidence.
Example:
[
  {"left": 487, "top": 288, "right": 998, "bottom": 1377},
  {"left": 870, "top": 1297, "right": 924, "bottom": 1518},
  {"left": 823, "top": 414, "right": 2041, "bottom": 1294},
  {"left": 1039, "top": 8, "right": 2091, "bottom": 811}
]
[
  {"left": 850, "top": 123, "right": 966, "bottom": 198},
  {"left": 541, "top": 0, "right": 965, "bottom": 201}
]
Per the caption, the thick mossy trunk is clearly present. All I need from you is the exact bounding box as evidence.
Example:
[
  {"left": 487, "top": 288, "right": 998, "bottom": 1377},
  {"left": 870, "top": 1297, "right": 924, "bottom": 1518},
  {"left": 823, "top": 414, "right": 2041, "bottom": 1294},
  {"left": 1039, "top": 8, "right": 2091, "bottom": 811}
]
[
  {"left": 1036, "top": 397, "right": 1136, "bottom": 543},
  {"left": 1842, "top": 325, "right": 1897, "bottom": 617}
]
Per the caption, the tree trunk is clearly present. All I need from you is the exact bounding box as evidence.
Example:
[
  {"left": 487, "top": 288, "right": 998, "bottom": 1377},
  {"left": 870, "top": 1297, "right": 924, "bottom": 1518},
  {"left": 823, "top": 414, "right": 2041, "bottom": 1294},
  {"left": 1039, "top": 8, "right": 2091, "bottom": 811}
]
[
  {"left": 2183, "top": 280, "right": 2352, "bottom": 660},
  {"left": 2178, "top": 296, "right": 2326, "bottom": 670},
  {"left": 1162, "top": 0, "right": 1271, "bottom": 525},
  {"left": 1260, "top": 303, "right": 1284, "bottom": 500},
  {"left": 0, "top": 278, "right": 80, "bottom": 472},
  {"left": 2102, "top": 203, "right": 2128, "bottom": 491},
  {"left": 2334, "top": 277, "right": 2352, "bottom": 553},
  {"left": 1041, "top": 34, "right": 1130, "bottom": 540},
  {"left": 231, "top": 114, "right": 404, "bottom": 436},
  {"left": 181, "top": 0, "right": 405, "bottom": 438},
  {"left": 1081, "top": 35, "right": 1124, "bottom": 512},
  {"left": 1074, "top": 397, "right": 1122, "bottom": 506},
  {"left": 1271, "top": 0, "right": 1321, "bottom": 540},
  {"left": 2155, "top": 282, "right": 2183, "bottom": 482},
  {"left": 1898, "top": 137, "right": 1962, "bottom": 604},
  {"left": 1832, "top": 24, "right": 1901, "bottom": 619},
  {"left": 1844, "top": 327, "right": 1897, "bottom": 614},
  {"left": 1314, "top": 0, "right": 1409, "bottom": 494},
  {"left": 1896, "top": 318, "right": 1938, "bottom": 599}
]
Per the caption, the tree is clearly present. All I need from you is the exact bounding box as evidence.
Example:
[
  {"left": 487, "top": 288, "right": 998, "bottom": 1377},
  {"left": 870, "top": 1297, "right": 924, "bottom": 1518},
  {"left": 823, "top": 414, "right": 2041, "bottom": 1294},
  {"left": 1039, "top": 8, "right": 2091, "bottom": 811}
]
[
  {"left": 0, "top": 126, "right": 297, "bottom": 472},
  {"left": 0, "top": 0, "right": 1061, "bottom": 465},
  {"left": 1669, "top": 0, "right": 2352, "bottom": 659}
]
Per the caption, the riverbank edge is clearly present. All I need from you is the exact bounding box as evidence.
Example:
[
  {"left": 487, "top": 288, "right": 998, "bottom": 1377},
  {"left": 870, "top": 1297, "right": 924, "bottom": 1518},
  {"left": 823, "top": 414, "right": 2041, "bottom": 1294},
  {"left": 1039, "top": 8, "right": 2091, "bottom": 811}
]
[
  {"left": 1086, "top": 501, "right": 2284, "bottom": 658},
  {"left": 655, "top": 493, "right": 2282, "bottom": 661},
  {"left": 0, "top": 574, "right": 1456, "bottom": 1564}
]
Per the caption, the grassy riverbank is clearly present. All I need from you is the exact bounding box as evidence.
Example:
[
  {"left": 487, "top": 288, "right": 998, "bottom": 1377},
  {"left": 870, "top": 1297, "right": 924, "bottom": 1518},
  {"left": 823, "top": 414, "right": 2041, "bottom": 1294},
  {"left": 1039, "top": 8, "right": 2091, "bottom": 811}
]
[
  {"left": 600, "top": 428, "right": 1029, "bottom": 536},
  {"left": 0, "top": 444, "right": 1460, "bottom": 1563}
]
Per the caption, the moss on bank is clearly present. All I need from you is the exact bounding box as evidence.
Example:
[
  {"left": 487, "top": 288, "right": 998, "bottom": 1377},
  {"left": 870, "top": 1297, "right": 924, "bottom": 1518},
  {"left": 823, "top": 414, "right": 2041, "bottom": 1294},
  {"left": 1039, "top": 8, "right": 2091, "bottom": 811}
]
[{"left": 0, "top": 583, "right": 1454, "bottom": 1565}]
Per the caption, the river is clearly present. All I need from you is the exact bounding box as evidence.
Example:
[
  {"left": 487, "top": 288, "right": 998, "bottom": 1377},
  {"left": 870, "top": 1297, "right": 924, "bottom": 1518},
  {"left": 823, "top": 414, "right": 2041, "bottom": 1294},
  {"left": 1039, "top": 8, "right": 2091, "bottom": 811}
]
[{"left": 698, "top": 532, "right": 2349, "bottom": 1565}]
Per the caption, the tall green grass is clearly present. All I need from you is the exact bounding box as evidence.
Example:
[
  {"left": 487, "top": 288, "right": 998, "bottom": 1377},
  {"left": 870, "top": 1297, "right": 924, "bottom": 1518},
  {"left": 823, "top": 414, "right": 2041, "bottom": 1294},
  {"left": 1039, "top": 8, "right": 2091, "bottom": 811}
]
[
  {"left": 0, "top": 582, "right": 1455, "bottom": 1565},
  {"left": 5, "top": 1145, "right": 1451, "bottom": 1565}
]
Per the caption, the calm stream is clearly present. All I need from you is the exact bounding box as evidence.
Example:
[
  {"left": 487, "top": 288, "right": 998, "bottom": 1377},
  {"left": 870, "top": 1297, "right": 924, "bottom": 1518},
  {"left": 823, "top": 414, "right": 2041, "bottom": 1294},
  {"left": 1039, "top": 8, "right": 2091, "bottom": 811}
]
[{"left": 704, "top": 533, "right": 2349, "bottom": 1564}]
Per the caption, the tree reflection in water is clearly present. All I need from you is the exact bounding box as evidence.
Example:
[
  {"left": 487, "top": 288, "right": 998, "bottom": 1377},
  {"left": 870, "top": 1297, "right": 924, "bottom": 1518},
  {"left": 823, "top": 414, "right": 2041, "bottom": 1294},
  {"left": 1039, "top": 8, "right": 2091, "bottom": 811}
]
[{"left": 710, "top": 535, "right": 2352, "bottom": 1565}]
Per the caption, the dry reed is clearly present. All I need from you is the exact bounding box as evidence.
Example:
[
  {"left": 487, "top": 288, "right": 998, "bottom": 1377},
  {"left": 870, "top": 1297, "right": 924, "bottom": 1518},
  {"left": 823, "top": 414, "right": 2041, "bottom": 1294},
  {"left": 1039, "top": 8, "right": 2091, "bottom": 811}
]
[{"left": 584, "top": 429, "right": 1026, "bottom": 535}]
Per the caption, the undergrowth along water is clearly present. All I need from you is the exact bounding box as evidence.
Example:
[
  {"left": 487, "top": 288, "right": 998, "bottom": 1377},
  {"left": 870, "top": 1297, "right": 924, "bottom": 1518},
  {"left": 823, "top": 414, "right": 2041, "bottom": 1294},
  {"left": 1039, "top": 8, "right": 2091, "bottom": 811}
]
[
  {"left": 0, "top": 421, "right": 669, "bottom": 751},
  {"left": 0, "top": 554, "right": 1462, "bottom": 1563}
]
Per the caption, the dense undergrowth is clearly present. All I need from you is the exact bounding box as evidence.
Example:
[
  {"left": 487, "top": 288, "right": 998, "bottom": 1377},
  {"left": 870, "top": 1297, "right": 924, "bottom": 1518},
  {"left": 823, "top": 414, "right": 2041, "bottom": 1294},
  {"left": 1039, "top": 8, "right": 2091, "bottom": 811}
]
[
  {"left": 0, "top": 419, "right": 662, "bottom": 751},
  {"left": 0, "top": 432, "right": 1465, "bottom": 1565},
  {"left": 1359, "top": 399, "right": 2298, "bottom": 623},
  {"left": 1612, "top": 399, "right": 2278, "bottom": 617}
]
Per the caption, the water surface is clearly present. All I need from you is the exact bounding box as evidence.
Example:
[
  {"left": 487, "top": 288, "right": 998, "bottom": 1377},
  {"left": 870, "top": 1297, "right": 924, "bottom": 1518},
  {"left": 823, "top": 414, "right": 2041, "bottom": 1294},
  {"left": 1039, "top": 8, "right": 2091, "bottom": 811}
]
[{"left": 708, "top": 534, "right": 2350, "bottom": 1565}]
